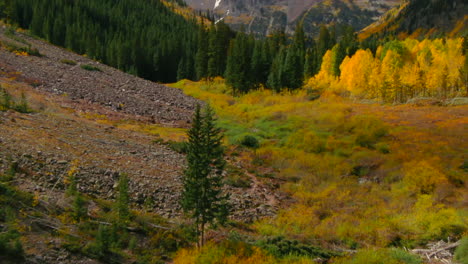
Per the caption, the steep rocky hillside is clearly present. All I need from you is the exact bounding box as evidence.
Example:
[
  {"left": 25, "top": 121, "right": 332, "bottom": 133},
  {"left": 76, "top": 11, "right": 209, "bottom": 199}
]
[
  {"left": 0, "top": 27, "right": 283, "bottom": 226},
  {"left": 0, "top": 27, "right": 293, "bottom": 262},
  {"left": 360, "top": 0, "right": 468, "bottom": 39},
  {"left": 0, "top": 28, "right": 199, "bottom": 126},
  {"left": 184, "top": 0, "right": 401, "bottom": 35}
]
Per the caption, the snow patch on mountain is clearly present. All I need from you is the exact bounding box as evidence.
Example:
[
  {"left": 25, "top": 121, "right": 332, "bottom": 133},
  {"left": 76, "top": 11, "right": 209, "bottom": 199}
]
[{"left": 214, "top": 0, "right": 222, "bottom": 9}]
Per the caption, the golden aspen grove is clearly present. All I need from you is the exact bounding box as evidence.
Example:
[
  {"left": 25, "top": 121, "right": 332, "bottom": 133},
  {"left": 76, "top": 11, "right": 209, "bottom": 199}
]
[{"left": 309, "top": 38, "right": 467, "bottom": 102}]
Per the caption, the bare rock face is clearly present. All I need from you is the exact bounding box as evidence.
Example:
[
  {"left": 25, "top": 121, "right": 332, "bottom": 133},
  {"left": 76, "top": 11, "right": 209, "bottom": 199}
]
[{"left": 185, "top": 0, "right": 401, "bottom": 36}]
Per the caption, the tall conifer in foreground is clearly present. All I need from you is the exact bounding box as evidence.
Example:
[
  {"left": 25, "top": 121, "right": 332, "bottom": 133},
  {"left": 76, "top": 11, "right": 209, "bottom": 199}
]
[{"left": 181, "top": 104, "right": 229, "bottom": 248}]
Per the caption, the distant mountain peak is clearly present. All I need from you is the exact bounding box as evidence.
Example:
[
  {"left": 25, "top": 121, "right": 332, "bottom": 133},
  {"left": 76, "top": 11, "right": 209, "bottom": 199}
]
[{"left": 184, "top": 0, "right": 402, "bottom": 36}]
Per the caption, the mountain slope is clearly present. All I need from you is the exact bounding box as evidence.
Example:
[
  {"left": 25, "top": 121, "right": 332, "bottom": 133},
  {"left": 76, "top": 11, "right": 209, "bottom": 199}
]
[
  {"left": 185, "top": 0, "right": 401, "bottom": 36},
  {"left": 3, "top": 0, "right": 201, "bottom": 82},
  {"left": 360, "top": 0, "right": 468, "bottom": 39}
]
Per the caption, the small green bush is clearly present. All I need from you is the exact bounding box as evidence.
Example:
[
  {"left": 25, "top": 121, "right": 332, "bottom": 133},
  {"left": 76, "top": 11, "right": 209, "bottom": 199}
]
[
  {"left": 5, "top": 28, "right": 30, "bottom": 46},
  {"left": 60, "top": 59, "right": 77, "bottom": 65},
  {"left": 166, "top": 140, "right": 188, "bottom": 154},
  {"left": 389, "top": 248, "right": 422, "bottom": 264},
  {"left": 455, "top": 237, "right": 468, "bottom": 264},
  {"left": 0, "top": 89, "right": 32, "bottom": 113},
  {"left": 0, "top": 230, "right": 25, "bottom": 262},
  {"left": 345, "top": 115, "right": 388, "bottom": 149},
  {"left": 13, "top": 93, "right": 32, "bottom": 113},
  {"left": 460, "top": 161, "right": 468, "bottom": 172},
  {"left": 375, "top": 142, "right": 390, "bottom": 154},
  {"left": 26, "top": 47, "right": 41, "bottom": 57},
  {"left": 84, "top": 224, "right": 111, "bottom": 259},
  {"left": 333, "top": 248, "right": 422, "bottom": 264},
  {"left": 0, "top": 87, "right": 13, "bottom": 110},
  {"left": 240, "top": 135, "right": 260, "bottom": 149},
  {"left": 80, "top": 64, "right": 102, "bottom": 72},
  {"left": 3, "top": 41, "right": 42, "bottom": 56},
  {"left": 256, "top": 236, "right": 339, "bottom": 259},
  {"left": 72, "top": 194, "right": 88, "bottom": 222}
]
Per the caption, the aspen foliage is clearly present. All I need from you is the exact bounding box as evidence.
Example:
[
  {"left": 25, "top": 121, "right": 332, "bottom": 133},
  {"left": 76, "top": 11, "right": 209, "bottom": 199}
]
[
  {"left": 313, "top": 38, "right": 466, "bottom": 101},
  {"left": 340, "top": 49, "right": 376, "bottom": 97},
  {"left": 307, "top": 50, "right": 339, "bottom": 91}
]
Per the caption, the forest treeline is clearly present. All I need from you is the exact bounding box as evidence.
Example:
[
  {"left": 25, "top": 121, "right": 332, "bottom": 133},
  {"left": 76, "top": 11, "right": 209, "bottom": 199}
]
[
  {"left": 1, "top": 0, "right": 466, "bottom": 100},
  {"left": 1, "top": 0, "right": 200, "bottom": 82},
  {"left": 0, "top": 0, "right": 356, "bottom": 88}
]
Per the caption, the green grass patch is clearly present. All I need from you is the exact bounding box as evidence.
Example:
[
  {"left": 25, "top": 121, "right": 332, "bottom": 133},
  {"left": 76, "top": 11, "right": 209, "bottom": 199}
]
[
  {"left": 333, "top": 248, "right": 422, "bottom": 264},
  {"left": 80, "top": 64, "right": 102, "bottom": 72},
  {"left": 455, "top": 237, "right": 468, "bottom": 264}
]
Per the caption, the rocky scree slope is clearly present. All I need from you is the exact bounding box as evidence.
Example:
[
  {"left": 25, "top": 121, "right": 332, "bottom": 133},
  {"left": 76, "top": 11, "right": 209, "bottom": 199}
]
[
  {"left": 0, "top": 27, "right": 199, "bottom": 126},
  {"left": 0, "top": 29, "right": 282, "bottom": 222}
]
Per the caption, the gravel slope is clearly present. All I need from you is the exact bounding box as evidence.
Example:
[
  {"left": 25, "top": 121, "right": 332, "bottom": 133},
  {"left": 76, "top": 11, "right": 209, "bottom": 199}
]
[{"left": 0, "top": 28, "right": 200, "bottom": 126}]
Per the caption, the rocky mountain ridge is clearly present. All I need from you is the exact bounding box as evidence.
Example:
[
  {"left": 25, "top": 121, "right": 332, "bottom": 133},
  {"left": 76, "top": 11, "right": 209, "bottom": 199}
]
[{"left": 184, "top": 0, "right": 401, "bottom": 35}]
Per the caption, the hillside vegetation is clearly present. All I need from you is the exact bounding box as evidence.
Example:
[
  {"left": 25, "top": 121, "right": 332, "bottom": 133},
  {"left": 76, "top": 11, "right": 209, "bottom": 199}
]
[
  {"left": 0, "top": 0, "right": 467, "bottom": 263},
  {"left": 360, "top": 0, "right": 467, "bottom": 40},
  {"left": 169, "top": 78, "right": 467, "bottom": 263}
]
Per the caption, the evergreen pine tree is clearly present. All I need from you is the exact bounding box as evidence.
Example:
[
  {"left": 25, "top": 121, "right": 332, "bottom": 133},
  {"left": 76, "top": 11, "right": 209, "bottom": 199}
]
[
  {"left": 267, "top": 47, "right": 287, "bottom": 92},
  {"left": 73, "top": 194, "right": 87, "bottom": 222},
  {"left": 225, "top": 32, "right": 254, "bottom": 94},
  {"left": 181, "top": 104, "right": 229, "bottom": 248},
  {"left": 318, "top": 25, "right": 331, "bottom": 59},
  {"left": 207, "top": 24, "right": 218, "bottom": 80},
  {"left": 283, "top": 46, "right": 303, "bottom": 89},
  {"left": 331, "top": 43, "right": 346, "bottom": 76},
  {"left": 250, "top": 41, "right": 265, "bottom": 88},
  {"left": 195, "top": 26, "right": 208, "bottom": 80},
  {"left": 116, "top": 173, "right": 130, "bottom": 224},
  {"left": 340, "top": 25, "right": 358, "bottom": 57},
  {"left": 304, "top": 42, "right": 319, "bottom": 78},
  {"left": 282, "top": 23, "right": 306, "bottom": 90},
  {"left": 177, "top": 57, "right": 189, "bottom": 80}
]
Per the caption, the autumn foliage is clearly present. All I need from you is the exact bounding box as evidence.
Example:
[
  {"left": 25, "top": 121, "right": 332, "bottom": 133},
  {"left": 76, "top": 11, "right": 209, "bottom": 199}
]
[
  {"left": 170, "top": 78, "right": 467, "bottom": 261},
  {"left": 309, "top": 38, "right": 467, "bottom": 102}
]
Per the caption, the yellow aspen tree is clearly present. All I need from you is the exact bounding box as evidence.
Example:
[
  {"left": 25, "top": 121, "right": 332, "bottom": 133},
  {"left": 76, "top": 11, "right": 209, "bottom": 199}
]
[
  {"left": 400, "top": 61, "right": 422, "bottom": 98},
  {"left": 445, "top": 38, "right": 465, "bottom": 96},
  {"left": 416, "top": 40, "right": 433, "bottom": 96},
  {"left": 340, "top": 49, "right": 375, "bottom": 98},
  {"left": 426, "top": 40, "right": 446, "bottom": 97},
  {"left": 403, "top": 38, "right": 419, "bottom": 53},
  {"left": 369, "top": 57, "right": 383, "bottom": 99},
  {"left": 381, "top": 50, "right": 403, "bottom": 102},
  {"left": 375, "top": 45, "right": 383, "bottom": 59},
  {"left": 309, "top": 50, "right": 338, "bottom": 90}
]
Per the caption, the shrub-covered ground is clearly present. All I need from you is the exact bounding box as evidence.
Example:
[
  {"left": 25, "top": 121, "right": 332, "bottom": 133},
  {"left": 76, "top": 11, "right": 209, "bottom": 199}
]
[{"left": 169, "top": 78, "right": 467, "bottom": 263}]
